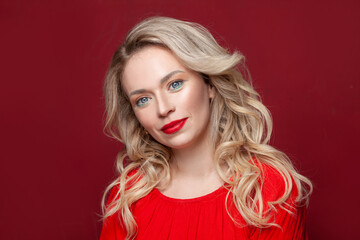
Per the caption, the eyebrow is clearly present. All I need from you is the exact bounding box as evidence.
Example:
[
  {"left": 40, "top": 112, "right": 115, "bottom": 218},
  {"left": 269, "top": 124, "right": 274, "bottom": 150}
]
[{"left": 129, "top": 70, "right": 185, "bottom": 97}]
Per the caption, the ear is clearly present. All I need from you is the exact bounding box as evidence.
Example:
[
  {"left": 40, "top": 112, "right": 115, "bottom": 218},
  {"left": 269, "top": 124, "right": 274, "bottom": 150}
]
[{"left": 208, "top": 84, "right": 215, "bottom": 99}]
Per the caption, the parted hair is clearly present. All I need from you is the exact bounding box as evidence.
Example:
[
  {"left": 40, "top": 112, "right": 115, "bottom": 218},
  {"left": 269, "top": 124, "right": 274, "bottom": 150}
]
[{"left": 102, "top": 16, "right": 312, "bottom": 240}]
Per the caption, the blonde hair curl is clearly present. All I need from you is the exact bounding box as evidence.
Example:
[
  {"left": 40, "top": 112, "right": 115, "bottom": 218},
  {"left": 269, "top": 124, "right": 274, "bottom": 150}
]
[{"left": 102, "top": 16, "right": 312, "bottom": 239}]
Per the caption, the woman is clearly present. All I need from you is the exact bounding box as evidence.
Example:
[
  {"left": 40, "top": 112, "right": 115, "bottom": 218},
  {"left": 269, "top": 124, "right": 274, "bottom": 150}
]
[{"left": 101, "top": 16, "right": 312, "bottom": 240}]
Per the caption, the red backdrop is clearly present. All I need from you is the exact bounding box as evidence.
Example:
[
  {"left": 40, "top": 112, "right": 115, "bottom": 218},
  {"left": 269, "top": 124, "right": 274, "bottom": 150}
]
[{"left": 1, "top": 0, "right": 359, "bottom": 239}]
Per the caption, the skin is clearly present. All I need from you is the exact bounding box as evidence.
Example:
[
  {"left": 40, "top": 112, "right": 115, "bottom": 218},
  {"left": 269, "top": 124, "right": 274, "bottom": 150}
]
[{"left": 122, "top": 46, "right": 223, "bottom": 199}]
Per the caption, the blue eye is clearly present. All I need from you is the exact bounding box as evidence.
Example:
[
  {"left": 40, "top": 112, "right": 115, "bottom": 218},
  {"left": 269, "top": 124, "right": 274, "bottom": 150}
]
[
  {"left": 135, "top": 97, "right": 151, "bottom": 107},
  {"left": 169, "top": 80, "right": 184, "bottom": 91}
]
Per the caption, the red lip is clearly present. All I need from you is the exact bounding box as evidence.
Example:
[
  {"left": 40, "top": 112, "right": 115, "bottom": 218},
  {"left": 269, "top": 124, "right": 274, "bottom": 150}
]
[{"left": 161, "top": 118, "right": 188, "bottom": 134}]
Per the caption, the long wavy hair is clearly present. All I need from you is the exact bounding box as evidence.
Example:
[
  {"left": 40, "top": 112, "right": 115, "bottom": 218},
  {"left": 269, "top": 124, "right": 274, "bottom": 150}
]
[{"left": 102, "top": 16, "right": 312, "bottom": 239}]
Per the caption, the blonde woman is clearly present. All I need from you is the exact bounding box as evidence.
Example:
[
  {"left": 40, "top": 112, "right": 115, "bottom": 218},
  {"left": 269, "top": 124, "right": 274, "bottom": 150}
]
[{"left": 100, "top": 16, "right": 312, "bottom": 240}]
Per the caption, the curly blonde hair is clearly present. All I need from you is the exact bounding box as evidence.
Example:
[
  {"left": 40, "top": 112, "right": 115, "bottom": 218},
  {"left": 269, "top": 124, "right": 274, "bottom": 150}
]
[{"left": 102, "top": 16, "right": 312, "bottom": 239}]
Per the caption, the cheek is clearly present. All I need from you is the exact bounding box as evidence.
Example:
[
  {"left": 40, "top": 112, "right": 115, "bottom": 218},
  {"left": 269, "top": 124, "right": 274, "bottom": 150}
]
[
  {"left": 134, "top": 111, "right": 148, "bottom": 129},
  {"left": 182, "top": 84, "right": 210, "bottom": 111},
  {"left": 134, "top": 108, "right": 157, "bottom": 131}
]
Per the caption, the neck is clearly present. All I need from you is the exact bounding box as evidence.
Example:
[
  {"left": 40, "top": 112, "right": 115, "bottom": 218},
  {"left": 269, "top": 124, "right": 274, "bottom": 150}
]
[
  {"left": 160, "top": 131, "right": 224, "bottom": 199},
  {"left": 170, "top": 135, "right": 216, "bottom": 179}
]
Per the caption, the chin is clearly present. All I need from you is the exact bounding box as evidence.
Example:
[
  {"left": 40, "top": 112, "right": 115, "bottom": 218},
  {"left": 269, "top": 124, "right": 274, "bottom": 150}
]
[
  {"left": 167, "top": 143, "right": 191, "bottom": 150},
  {"left": 164, "top": 137, "right": 198, "bottom": 150}
]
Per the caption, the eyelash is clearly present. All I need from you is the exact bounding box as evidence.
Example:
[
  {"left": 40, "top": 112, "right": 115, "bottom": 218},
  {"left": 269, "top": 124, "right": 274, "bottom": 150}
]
[
  {"left": 168, "top": 80, "right": 184, "bottom": 91},
  {"left": 135, "top": 97, "right": 151, "bottom": 107},
  {"left": 134, "top": 80, "right": 184, "bottom": 108}
]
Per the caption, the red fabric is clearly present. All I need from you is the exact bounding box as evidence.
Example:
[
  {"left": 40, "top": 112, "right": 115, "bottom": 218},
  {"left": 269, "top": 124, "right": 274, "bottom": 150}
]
[{"left": 100, "top": 165, "right": 308, "bottom": 240}]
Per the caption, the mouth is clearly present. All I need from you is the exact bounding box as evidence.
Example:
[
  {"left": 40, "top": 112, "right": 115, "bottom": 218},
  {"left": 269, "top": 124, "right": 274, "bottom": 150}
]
[{"left": 161, "top": 118, "right": 188, "bottom": 134}]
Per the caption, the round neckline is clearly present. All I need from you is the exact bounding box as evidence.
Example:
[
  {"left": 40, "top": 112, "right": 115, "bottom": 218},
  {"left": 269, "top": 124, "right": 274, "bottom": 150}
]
[{"left": 153, "top": 185, "right": 226, "bottom": 203}]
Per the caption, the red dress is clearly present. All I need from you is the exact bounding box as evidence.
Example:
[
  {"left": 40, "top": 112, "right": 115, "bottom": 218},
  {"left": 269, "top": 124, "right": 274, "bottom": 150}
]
[{"left": 100, "top": 165, "right": 308, "bottom": 240}]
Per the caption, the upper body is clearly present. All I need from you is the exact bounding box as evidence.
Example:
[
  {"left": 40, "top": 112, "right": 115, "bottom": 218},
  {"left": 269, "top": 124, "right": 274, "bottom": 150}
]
[
  {"left": 101, "top": 16, "right": 312, "bottom": 240},
  {"left": 100, "top": 164, "right": 308, "bottom": 240}
]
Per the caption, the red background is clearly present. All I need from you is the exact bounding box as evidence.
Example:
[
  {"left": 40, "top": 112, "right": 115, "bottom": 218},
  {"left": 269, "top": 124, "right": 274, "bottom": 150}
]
[{"left": 1, "top": 0, "right": 359, "bottom": 239}]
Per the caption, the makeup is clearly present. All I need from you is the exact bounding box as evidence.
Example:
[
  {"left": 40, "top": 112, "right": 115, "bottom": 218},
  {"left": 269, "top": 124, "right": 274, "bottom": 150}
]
[
  {"left": 161, "top": 118, "right": 188, "bottom": 134},
  {"left": 122, "top": 46, "right": 214, "bottom": 148}
]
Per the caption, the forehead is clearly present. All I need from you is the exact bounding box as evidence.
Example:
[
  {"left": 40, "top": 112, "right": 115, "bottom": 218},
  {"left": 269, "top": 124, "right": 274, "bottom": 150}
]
[{"left": 122, "top": 46, "right": 186, "bottom": 95}]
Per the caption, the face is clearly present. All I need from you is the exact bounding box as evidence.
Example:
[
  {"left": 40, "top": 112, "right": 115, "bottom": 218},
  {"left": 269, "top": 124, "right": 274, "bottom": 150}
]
[{"left": 122, "top": 46, "right": 215, "bottom": 150}]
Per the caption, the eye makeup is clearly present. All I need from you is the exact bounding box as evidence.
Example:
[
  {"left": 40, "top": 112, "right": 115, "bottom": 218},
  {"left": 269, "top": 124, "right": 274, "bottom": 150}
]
[
  {"left": 168, "top": 80, "right": 184, "bottom": 91},
  {"left": 135, "top": 97, "right": 152, "bottom": 107}
]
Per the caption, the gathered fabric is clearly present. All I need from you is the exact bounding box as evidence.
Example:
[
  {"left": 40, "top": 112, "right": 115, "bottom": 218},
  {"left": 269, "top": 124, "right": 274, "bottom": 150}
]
[{"left": 100, "top": 165, "right": 308, "bottom": 240}]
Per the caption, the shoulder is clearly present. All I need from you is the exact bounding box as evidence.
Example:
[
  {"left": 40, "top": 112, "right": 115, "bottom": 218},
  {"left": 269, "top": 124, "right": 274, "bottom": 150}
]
[
  {"left": 101, "top": 168, "right": 141, "bottom": 238},
  {"left": 250, "top": 163, "right": 309, "bottom": 239},
  {"left": 103, "top": 168, "right": 142, "bottom": 216},
  {"left": 106, "top": 168, "right": 141, "bottom": 203},
  {"left": 257, "top": 162, "right": 298, "bottom": 204}
]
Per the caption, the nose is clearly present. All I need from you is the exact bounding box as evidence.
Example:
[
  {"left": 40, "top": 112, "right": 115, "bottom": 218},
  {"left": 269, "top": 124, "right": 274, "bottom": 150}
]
[{"left": 156, "top": 94, "right": 175, "bottom": 117}]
